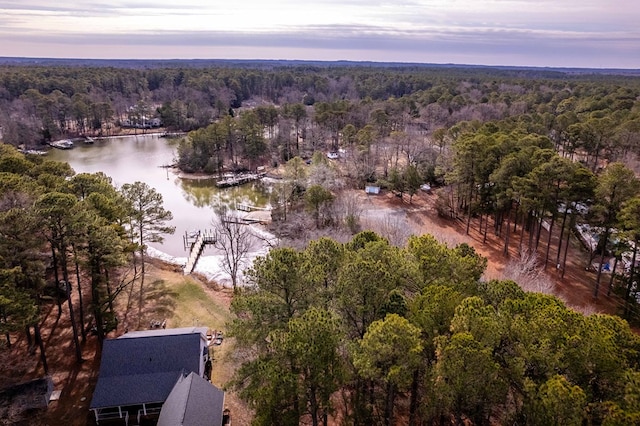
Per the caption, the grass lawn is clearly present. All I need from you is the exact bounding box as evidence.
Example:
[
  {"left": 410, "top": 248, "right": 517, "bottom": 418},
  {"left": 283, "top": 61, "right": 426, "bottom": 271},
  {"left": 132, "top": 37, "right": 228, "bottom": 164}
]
[
  {"left": 140, "top": 263, "right": 253, "bottom": 423},
  {"left": 148, "top": 278, "right": 230, "bottom": 330}
]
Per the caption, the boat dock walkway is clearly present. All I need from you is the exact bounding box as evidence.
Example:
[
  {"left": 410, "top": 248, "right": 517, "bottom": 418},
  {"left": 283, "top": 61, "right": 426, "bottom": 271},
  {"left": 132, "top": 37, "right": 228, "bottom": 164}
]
[
  {"left": 215, "top": 172, "right": 266, "bottom": 188},
  {"left": 221, "top": 212, "right": 270, "bottom": 226},
  {"left": 183, "top": 230, "right": 217, "bottom": 275},
  {"left": 235, "top": 203, "right": 271, "bottom": 212}
]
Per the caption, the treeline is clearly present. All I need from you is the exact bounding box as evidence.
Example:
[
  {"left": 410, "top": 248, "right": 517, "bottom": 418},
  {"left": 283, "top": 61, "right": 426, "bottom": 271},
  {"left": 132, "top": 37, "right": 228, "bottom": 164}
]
[
  {"left": 175, "top": 78, "right": 640, "bottom": 178},
  {"left": 0, "top": 144, "right": 174, "bottom": 372},
  {"left": 439, "top": 118, "right": 640, "bottom": 305},
  {"left": 1, "top": 63, "right": 639, "bottom": 157},
  {"left": 230, "top": 231, "right": 640, "bottom": 425}
]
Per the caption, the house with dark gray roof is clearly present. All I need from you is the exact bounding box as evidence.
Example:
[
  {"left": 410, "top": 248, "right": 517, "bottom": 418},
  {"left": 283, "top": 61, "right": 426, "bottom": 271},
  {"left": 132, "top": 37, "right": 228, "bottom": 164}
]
[
  {"left": 157, "top": 371, "right": 225, "bottom": 426},
  {"left": 90, "top": 327, "right": 225, "bottom": 425}
]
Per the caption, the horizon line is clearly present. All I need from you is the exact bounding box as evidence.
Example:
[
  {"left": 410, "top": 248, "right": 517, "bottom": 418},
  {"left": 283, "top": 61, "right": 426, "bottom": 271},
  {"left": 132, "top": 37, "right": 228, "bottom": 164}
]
[{"left": 1, "top": 56, "right": 639, "bottom": 72}]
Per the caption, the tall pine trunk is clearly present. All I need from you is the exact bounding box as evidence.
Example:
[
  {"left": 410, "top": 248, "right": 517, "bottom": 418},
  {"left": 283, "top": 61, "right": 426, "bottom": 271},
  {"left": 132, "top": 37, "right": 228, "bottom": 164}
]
[
  {"left": 561, "top": 213, "right": 575, "bottom": 279},
  {"left": 51, "top": 246, "right": 62, "bottom": 317},
  {"left": 34, "top": 323, "right": 48, "bottom": 375},
  {"left": 607, "top": 256, "right": 619, "bottom": 297},
  {"left": 59, "top": 242, "right": 83, "bottom": 363},
  {"left": 503, "top": 206, "right": 512, "bottom": 257},
  {"left": 137, "top": 222, "right": 146, "bottom": 327},
  {"left": 105, "top": 268, "right": 115, "bottom": 320},
  {"left": 556, "top": 205, "right": 570, "bottom": 267},
  {"left": 534, "top": 209, "right": 544, "bottom": 252},
  {"left": 527, "top": 211, "right": 535, "bottom": 252},
  {"left": 409, "top": 368, "right": 421, "bottom": 426},
  {"left": 544, "top": 213, "right": 556, "bottom": 269},
  {"left": 72, "top": 245, "right": 86, "bottom": 343},
  {"left": 624, "top": 241, "right": 638, "bottom": 316},
  {"left": 483, "top": 212, "right": 490, "bottom": 244},
  {"left": 519, "top": 211, "right": 526, "bottom": 255},
  {"left": 90, "top": 249, "right": 106, "bottom": 345},
  {"left": 465, "top": 187, "right": 473, "bottom": 235},
  {"left": 595, "top": 227, "right": 610, "bottom": 298},
  {"left": 309, "top": 384, "right": 319, "bottom": 426},
  {"left": 384, "top": 382, "right": 397, "bottom": 426}
]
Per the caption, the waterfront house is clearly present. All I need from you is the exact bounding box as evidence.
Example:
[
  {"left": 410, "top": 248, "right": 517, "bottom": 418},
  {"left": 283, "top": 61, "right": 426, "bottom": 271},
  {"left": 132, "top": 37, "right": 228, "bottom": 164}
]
[{"left": 90, "top": 327, "right": 224, "bottom": 425}]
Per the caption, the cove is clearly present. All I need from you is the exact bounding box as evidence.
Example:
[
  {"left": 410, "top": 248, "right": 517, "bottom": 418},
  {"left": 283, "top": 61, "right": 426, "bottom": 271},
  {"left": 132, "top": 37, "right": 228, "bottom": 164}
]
[{"left": 47, "top": 134, "right": 270, "bottom": 258}]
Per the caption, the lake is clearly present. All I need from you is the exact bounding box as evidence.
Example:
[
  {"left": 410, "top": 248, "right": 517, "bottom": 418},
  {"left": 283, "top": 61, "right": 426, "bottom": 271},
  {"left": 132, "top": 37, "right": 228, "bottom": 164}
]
[{"left": 48, "top": 134, "right": 270, "bottom": 258}]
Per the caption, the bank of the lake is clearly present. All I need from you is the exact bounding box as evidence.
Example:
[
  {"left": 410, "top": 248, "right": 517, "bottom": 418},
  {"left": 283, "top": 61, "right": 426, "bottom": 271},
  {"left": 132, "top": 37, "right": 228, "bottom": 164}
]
[{"left": 47, "top": 133, "right": 275, "bottom": 287}]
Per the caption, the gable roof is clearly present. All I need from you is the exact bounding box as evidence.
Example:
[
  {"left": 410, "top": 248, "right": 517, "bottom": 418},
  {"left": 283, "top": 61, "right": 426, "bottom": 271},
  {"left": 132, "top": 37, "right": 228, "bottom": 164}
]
[
  {"left": 157, "top": 372, "right": 225, "bottom": 426},
  {"left": 90, "top": 329, "right": 205, "bottom": 410}
]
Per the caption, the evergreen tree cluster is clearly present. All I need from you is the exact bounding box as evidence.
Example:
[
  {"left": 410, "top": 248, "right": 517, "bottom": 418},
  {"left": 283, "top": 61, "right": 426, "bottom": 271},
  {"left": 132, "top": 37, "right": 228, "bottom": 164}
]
[
  {"left": 0, "top": 144, "right": 173, "bottom": 370},
  {"left": 230, "top": 232, "right": 640, "bottom": 425}
]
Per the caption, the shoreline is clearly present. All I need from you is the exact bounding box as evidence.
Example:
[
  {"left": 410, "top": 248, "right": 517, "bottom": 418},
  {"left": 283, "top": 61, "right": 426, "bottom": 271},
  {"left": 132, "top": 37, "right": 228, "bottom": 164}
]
[
  {"left": 46, "top": 130, "right": 187, "bottom": 148},
  {"left": 147, "top": 223, "right": 277, "bottom": 288},
  {"left": 173, "top": 169, "right": 218, "bottom": 180},
  {"left": 94, "top": 130, "right": 187, "bottom": 140},
  {"left": 174, "top": 169, "right": 283, "bottom": 184}
]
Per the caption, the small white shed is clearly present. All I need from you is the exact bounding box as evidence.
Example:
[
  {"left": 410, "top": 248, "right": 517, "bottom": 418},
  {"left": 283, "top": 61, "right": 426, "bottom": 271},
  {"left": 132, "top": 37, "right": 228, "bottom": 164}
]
[{"left": 365, "top": 186, "right": 380, "bottom": 195}]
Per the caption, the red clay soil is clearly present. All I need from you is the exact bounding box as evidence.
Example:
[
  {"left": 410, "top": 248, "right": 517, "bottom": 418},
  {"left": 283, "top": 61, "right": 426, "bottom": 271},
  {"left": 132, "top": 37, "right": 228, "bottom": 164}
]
[
  {"left": 2, "top": 301, "right": 101, "bottom": 426},
  {"left": 372, "top": 189, "right": 623, "bottom": 316}
]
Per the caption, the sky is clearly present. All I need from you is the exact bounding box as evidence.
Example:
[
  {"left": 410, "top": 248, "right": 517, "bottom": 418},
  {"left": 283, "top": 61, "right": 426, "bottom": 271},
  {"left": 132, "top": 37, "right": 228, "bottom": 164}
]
[{"left": 1, "top": 0, "right": 639, "bottom": 69}]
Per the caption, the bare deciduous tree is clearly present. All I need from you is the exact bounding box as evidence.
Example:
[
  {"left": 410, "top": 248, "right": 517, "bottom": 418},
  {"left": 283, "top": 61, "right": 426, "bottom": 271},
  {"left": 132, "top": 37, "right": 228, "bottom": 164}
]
[
  {"left": 503, "top": 250, "right": 554, "bottom": 294},
  {"left": 213, "top": 206, "right": 258, "bottom": 292},
  {"left": 334, "top": 191, "right": 363, "bottom": 234},
  {"left": 363, "top": 213, "right": 413, "bottom": 248}
]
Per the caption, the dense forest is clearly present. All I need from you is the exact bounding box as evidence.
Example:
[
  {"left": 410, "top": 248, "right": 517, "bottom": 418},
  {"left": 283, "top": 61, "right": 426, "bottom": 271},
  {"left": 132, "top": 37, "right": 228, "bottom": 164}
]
[
  {"left": 2, "top": 61, "right": 640, "bottom": 425},
  {"left": 230, "top": 232, "right": 640, "bottom": 425}
]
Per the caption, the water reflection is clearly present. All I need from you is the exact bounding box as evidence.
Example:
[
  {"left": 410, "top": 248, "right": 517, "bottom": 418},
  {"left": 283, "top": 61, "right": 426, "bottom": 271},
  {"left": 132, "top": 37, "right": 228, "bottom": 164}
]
[
  {"left": 180, "top": 179, "right": 271, "bottom": 209},
  {"left": 47, "top": 134, "right": 270, "bottom": 257}
]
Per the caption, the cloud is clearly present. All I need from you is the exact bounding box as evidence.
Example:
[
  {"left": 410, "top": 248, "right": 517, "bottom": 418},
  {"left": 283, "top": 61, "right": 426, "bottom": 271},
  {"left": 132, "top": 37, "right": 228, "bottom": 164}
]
[
  {"left": 6, "top": 25, "right": 638, "bottom": 65},
  {"left": 0, "top": 0, "right": 638, "bottom": 68}
]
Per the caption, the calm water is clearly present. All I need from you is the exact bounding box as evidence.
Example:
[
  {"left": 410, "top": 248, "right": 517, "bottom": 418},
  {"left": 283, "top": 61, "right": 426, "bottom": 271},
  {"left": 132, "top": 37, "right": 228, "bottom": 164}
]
[{"left": 48, "top": 134, "right": 270, "bottom": 257}]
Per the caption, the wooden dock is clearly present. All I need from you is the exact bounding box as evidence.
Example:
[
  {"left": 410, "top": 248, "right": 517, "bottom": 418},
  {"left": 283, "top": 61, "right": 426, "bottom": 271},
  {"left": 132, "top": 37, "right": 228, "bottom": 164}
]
[
  {"left": 183, "top": 230, "right": 216, "bottom": 275},
  {"left": 221, "top": 214, "right": 267, "bottom": 226},
  {"left": 236, "top": 203, "right": 271, "bottom": 212},
  {"left": 215, "top": 172, "right": 266, "bottom": 188}
]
